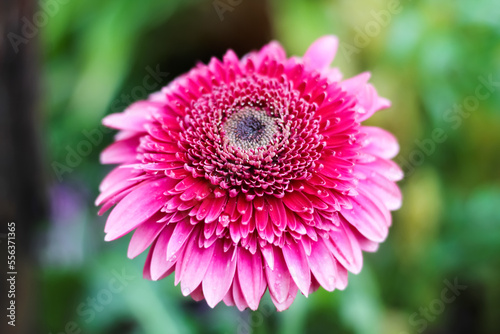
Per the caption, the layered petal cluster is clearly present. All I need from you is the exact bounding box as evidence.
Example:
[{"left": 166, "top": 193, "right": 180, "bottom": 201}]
[{"left": 97, "top": 36, "right": 402, "bottom": 311}]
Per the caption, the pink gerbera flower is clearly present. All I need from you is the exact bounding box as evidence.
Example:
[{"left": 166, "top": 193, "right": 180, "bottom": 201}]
[{"left": 96, "top": 36, "right": 402, "bottom": 311}]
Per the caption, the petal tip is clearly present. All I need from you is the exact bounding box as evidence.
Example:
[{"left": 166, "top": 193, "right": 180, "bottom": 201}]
[{"left": 304, "top": 35, "right": 339, "bottom": 70}]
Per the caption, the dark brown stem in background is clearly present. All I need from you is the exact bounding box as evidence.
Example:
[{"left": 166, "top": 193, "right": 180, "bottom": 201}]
[{"left": 0, "top": 0, "right": 46, "bottom": 333}]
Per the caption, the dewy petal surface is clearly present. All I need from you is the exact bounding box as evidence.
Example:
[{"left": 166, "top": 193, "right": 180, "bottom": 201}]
[{"left": 96, "top": 35, "right": 403, "bottom": 311}]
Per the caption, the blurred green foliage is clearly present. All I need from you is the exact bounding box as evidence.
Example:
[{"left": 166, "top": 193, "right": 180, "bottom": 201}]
[{"left": 41, "top": 0, "right": 500, "bottom": 333}]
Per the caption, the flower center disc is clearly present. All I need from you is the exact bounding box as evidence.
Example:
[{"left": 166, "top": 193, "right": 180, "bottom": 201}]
[{"left": 223, "top": 108, "right": 278, "bottom": 151}]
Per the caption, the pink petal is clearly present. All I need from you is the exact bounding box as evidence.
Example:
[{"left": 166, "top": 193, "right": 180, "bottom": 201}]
[
  {"left": 166, "top": 219, "right": 195, "bottom": 261},
  {"left": 260, "top": 41, "right": 287, "bottom": 61},
  {"left": 96, "top": 173, "right": 145, "bottom": 207},
  {"left": 266, "top": 197, "right": 286, "bottom": 230},
  {"left": 358, "top": 186, "right": 392, "bottom": 226},
  {"left": 104, "top": 179, "right": 172, "bottom": 239},
  {"left": 223, "top": 49, "right": 242, "bottom": 69},
  {"left": 237, "top": 194, "right": 250, "bottom": 215},
  {"left": 282, "top": 191, "right": 313, "bottom": 213},
  {"left": 265, "top": 248, "right": 291, "bottom": 304},
  {"left": 150, "top": 225, "right": 177, "bottom": 280},
  {"left": 303, "top": 35, "right": 338, "bottom": 71},
  {"left": 102, "top": 113, "right": 149, "bottom": 132},
  {"left": 189, "top": 284, "right": 205, "bottom": 302},
  {"left": 240, "top": 202, "right": 253, "bottom": 225},
  {"left": 306, "top": 194, "right": 328, "bottom": 210},
  {"left": 179, "top": 231, "right": 215, "bottom": 296},
  {"left": 114, "top": 129, "right": 138, "bottom": 141},
  {"left": 342, "top": 72, "right": 371, "bottom": 95},
  {"left": 98, "top": 184, "right": 139, "bottom": 216},
  {"left": 341, "top": 193, "right": 389, "bottom": 242},
  {"left": 325, "top": 67, "right": 343, "bottom": 82},
  {"left": 206, "top": 196, "right": 227, "bottom": 223},
  {"left": 143, "top": 239, "right": 156, "bottom": 280},
  {"left": 232, "top": 272, "right": 249, "bottom": 311},
  {"left": 356, "top": 85, "right": 391, "bottom": 122},
  {"left": 318, "top": 158, "right": 352, "bottom": 179},
  {"left": 124, "top": 100, "right": 165, "bottom": 115},
  {"left": 349, "top": 226, "right": 380, "bottom": 252},
  {"left": 229, "top": 221, "right": 242, "bottom": 244},
  {"left": 203, "top": 242, "right": 237, "bottom": 308},
  {"left": 237, "top": 248, "right": 265, "bottom": 310},
  {"left": 361, "top": 156, "right": 404, "bottom": 182},
  {"left": 269, "top": 280, "right": 298, "bottom": 312},
  {"left": 96, "top": 183, "right": 138, "bottom": 209},
  {"left": 164, "top": 195, "right": 183, "bottom": 212},
  {"left": 335, "top": 263, "right": 349, "bottom": 290},
  {"left": 100, "top": 137, "right": 139, "bottom": 164},
  {"left": 309, "top": 275, "right": 321, "bottom": 294},
  {"left": 196, "top": 196, "right": 214, "bottom": 221},
  {"left": 180, "top": 179, "right": 211, "bottom": 202},
  {"left": 255, "top": 203, "right": 269, "bottom": 231},
  {"left": 174, "top": 175, "right": 198, "bottom": 191},
  {"left": 260, "top": 243, "right": 274, "bottom": 270},
  {"left": 307, "top": 239, "right": 337, "bottom": 291},
  {"left": 357, "top": 169, "right": 402, "bottom": 211},
  {"left": 282, "top": 240, "right": 311, "bottom": 296},
  {"left": 325, "top": 224, "right": 363, "bottom": 274},
  {"left": 222, "top": 287, "right": 236, "bottom": 306},
  {"left": 127, "top": 217, "right": 167, "bottom": 258},
  {"left": 99, "top": 166, "right": 139, "bottom": 192},
  {"left": 360, "top": 126, "right": 399, "bottom": 159}
]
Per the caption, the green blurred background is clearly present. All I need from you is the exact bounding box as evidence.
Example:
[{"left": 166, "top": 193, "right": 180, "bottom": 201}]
[{"left": 2, "top": 0, "right": 500, "bottom": 333}]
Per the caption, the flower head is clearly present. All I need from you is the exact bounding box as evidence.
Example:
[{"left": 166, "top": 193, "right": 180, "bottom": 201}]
[{"left": 96, "top": 36, "right": 402, "bottom": 311}]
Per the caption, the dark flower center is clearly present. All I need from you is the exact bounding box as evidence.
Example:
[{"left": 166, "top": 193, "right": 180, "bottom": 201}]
[{"left": 223, "top": 108, "right": 278, "bottom": 151}]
